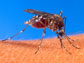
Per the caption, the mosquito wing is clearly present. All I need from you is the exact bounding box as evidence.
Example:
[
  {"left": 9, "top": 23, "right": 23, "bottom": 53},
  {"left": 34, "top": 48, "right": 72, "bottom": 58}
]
[{"left": 24, "top": 9, "right": 54, "bottom": 16}]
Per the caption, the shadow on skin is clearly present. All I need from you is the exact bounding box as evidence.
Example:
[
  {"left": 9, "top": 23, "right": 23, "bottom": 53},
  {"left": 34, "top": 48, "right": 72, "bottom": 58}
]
[
  {"left": 0, "top": 40, "right": 38, "bottom": 48},
  {"left": 0, "top": 40, "right": 60, "bottom": 49}
]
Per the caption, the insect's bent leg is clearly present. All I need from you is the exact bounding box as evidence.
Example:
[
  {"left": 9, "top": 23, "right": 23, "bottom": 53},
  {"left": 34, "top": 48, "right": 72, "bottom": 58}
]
[
  {"left": 65, "top": 35, "right": 77, "bottom": 42},
  {"left": 63, "top": 16, "right": 80, "bottom": 49},
  {"left": 2, "top": 24, "right": 28, "bottom": 41},
  {"left": 64, "top": 35, "right": 80, "bottom": 49},
  {"left": 35, "top": 28, "right": 46, "bottom": 54},
  {"left": 63, "top": 16, "right": 66, "bottom": 32}
]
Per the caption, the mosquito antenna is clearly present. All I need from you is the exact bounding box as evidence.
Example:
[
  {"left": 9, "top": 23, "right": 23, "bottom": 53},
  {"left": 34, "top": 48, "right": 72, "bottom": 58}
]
[
  {"left": 64, "top": 35, "right": 80, "bottom": 49},
  {"left": 2, "top": 24, "right": 28, "bottom": 41}
]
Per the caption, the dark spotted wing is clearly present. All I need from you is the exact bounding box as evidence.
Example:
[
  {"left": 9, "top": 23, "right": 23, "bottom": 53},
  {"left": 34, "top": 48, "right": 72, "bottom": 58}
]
[{"left": 24, "top": 9, "right": 54, "bottom": 16}]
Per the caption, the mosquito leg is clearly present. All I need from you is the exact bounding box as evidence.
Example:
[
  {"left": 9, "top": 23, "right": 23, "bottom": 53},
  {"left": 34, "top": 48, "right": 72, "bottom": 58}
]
[
  {"left": 2, "top": 24, "right": 28, "bottom": 41},
  {"left": 65, "top": 35, "right": 78, "bottom": 42},
  {"left": 59, "top": 38, "right": 63, "bottom": 48},
  {"left": 59, "top": 10, "right": 63, "bottom": 16},
  {"left": 59, "top": 38, "right": 71, "bottom": 54},
  {"left": 56, "top": 31, "right": 64, "bottom": 48},
  {"left": 64, "top": 35, "right": 80, "bottom": 49},
  {"left": 63, "top": 16, "right": 78, "bottom": 43},
  {"left": 56, "top": 31, "right": 59, "bottom": 38},
  {"left": 35, "top": 28, "right": 46, "bottom": 54},
  {"left": 56, "top": 31, "right": 71, "bottom": 54},
  {"left": 63, "top": 16, "right": 66, "bottom": 32}
]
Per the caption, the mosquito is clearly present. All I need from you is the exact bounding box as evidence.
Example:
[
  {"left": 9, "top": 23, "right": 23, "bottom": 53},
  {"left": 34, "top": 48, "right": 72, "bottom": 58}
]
[{"left": 2, "top": 9, "right": 80, "bottom": 54}]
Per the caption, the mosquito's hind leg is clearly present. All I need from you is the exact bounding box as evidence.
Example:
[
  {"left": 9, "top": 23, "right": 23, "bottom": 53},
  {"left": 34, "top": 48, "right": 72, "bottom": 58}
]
[
  {"left": 63, "top": 16, "right": 66, "bottom": 32},
  {"left": 2, "top": 24, "right": 29, "bottom": 41},
  {"left": 64, "top": 35, "right": 80, "bottom": 49},
  {"left": 35, "top": 28, "right": 46, "bottom": 54}
]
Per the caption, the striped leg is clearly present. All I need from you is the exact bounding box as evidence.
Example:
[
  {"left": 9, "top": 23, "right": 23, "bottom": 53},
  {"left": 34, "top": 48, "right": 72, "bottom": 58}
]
[
  {"left": 59, "top": 37, "right": 71, "bottom": 54},
  {"left": 35, "top": 28, "right": 46, "bottom": 54},
  {"left": 56, "top": 31, "right": 71, "bottom": 54},
  {"left": 63, "top": 16, "right": 66, "bottom": 32},
  {"left": 2, "top": 24, "right": 28, "bottom": 41},
  {"left": 64, "top": 35, "right": 80, "bottom": 49}
]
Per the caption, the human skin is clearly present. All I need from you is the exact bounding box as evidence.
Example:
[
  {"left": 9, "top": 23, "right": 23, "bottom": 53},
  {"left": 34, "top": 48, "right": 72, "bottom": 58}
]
[{"left": 0, "top": 34, "right": 84, "bottom": 63}]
